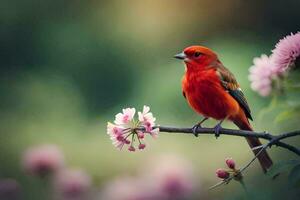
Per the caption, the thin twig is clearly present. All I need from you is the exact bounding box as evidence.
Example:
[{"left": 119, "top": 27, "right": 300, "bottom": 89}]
[
  {"left": 208, "top": 180, "right": 227, "bottom": 190},
  {"left": 239, "top": 145, "right": 268, "bottom": 174},
  {"left": 208, "top": 137, "right": 287, "bottom": 190}
]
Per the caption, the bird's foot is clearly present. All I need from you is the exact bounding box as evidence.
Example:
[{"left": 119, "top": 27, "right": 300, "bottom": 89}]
[
  {"left": 214, "top": 123, "right": 222, "bottom": 138},
  {"left": 192, "top": 123, "right": 202, "bottom": 137},
  {"left": 192, "top": 117, "right": 209, "bottom": 137}
]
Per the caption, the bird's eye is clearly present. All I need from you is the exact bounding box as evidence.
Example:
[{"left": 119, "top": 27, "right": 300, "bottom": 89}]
[{"left": 194, "top": 52, "right": 202, "bottom": 58}]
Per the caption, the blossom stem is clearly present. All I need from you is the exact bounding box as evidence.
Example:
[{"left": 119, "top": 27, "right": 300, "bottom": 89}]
[
  {"left": 120, "top": 133, "right": 133, "bottom": 150},
  {"left": 137, "top": 134, "right": 142, "bottom": 145},
  {"left": 131, "top": 133, "right": 135, "bottom": 146}
]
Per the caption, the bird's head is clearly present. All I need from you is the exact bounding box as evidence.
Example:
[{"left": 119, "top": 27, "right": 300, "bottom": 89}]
[{"left": 174, "top": 46, "right": 219, "bottom": 70}]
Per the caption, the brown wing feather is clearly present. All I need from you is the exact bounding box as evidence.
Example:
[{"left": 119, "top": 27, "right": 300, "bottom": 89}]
[{"left": 216, "top": 64, "right": 253, "bottom": 120}]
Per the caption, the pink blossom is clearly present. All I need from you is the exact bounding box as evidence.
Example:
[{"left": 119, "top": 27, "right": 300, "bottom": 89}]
[
  {"left": 107, "top": 106, "right": 159, "bottom": 152},
  {"left": 100, "top": 176, "right": 159, "bottom": 200},
  {"left": 53, "top": 168, "right": 91, "bottom": 199},
  {"left": 22, "top": 144, "right": 64, "bottom": 177},
  {"left": 107, "top": 122, "right": 130, "bottom": 150},
  {"left": 225, "top": 158, "right": 236, "bottom": 169},
  {"left": 138, "top": 105, "right": 156, "bottom": 132},
  {"left": 142, "top": 155, "right": 197, "bottom": 199},
  {"left": 249, "top": 54, "right": 276, "bottom": 96},
  {"left": 272, "top": 32, "right": 300, "bottom": 73},
  {"left": 216, "top": 169, "right": 230, "bottom": 179},
  {"left": 114, "top": 108, "right": 136, "bottom": 126}
]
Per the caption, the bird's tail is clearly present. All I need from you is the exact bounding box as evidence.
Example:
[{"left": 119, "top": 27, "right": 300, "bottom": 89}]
[{"left": 232, "top": 114, "right": 273, "bottom": 173}]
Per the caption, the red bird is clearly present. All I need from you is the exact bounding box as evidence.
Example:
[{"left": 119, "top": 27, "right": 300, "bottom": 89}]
[{"left": 174, "top": 45, "right": 273, "bottom": 173}]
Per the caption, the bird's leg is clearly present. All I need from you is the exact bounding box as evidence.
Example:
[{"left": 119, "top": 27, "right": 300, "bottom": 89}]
[
  {"left": 192, "top": 117, "right": 209, "bottom": 137},
  {"left": 214, "top": 120, "right": 225, "bottom": 138}
]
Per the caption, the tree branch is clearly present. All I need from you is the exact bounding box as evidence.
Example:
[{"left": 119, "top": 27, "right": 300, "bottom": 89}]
[{"left": 154, "top": 126, "right": 300, "bottom": 156}]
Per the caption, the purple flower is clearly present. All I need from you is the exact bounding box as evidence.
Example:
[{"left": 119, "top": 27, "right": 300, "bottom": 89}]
[
  {"left": 249, "top": 54, "right": 277, "bottom": 96},
  {"left": 272, "top": 32, "right": 300, "bottom": 73},
  {"left": 53, "top": 168, "right": 91, "bottom": 199},
  {"left": 22, "top": 144, "right": 64, "bottom": 177}
]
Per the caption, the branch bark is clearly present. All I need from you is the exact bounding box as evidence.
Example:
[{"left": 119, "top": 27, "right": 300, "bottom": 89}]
[{"left": 154, "top": 126, "right": 300, "bottom": 156}]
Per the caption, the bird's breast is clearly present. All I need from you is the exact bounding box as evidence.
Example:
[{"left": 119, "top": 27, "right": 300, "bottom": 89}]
[{"left": 182, "top": 70, "right": 239, "bottom": 120}]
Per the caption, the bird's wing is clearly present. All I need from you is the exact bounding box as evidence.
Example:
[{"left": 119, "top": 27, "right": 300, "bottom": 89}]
[{"left": 216, "top": 64, "right": 253, "bottom": 120}]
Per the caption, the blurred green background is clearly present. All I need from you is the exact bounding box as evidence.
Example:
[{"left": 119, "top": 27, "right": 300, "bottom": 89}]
[{"left": 1, "top": 0, "right": 300, "bottom": 199}]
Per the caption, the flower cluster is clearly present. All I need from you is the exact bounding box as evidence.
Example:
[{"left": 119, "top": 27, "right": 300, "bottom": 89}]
[
  {"left": 216, "top": 158, "right": 241, "bottom": 181},
  {"left": 249, "top": 32, "right": 300, "bottom": 96},
  {"left": 107, "top": 106, "right": 159, "bottom": 152}
]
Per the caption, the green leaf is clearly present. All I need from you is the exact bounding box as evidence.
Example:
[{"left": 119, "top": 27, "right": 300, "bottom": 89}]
[
  {"left": 267, "top": 160, "right": 300, "bottom": 178},
  {"left": 288, "top": 164, "right": 300, "bottom": 187}
]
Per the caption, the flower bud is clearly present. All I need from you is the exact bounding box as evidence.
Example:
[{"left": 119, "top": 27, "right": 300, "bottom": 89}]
[
  {"left": 225, "top": 158, "right": 236, "bottom": 169},
  {"left": 216, "top": 169, "right": 230, "bottom": 179},
  {"left": 138, "top": 144, "right": 146, "bottom": 150},
  {"left": 128, "top": 146, "right": 135, "bottom": 152},
  {"left": 137, "top": 132, "right": 145, "bottom": 139},
  {"left": 124, "top": 140, "right": 131, "bottom": 144}
]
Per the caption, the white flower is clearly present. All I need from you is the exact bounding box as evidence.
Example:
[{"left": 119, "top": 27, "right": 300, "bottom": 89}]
[
  {"left": 107, "top": 106, "right": 159, "bottom": 151},
  {"left": 114, "top": 108, "right": 136, "bottom": 126}
]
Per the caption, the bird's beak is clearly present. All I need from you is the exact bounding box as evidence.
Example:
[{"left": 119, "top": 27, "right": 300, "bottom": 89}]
[{"left": 174, "top": 52, "right": 186, "bottom": 60}]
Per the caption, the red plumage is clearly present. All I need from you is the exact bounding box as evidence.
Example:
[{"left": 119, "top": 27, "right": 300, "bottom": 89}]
[{"left": 176, "top": 46, "right": 273, "bottom": 173}]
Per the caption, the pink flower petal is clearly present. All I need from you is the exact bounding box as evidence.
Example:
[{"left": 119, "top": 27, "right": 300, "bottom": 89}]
[
  {"left": 272, "top": 32, "right": 300, "bottom": 74},
  {"left": 248, "top": 54, "right": 276, "bottom": 97}
]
